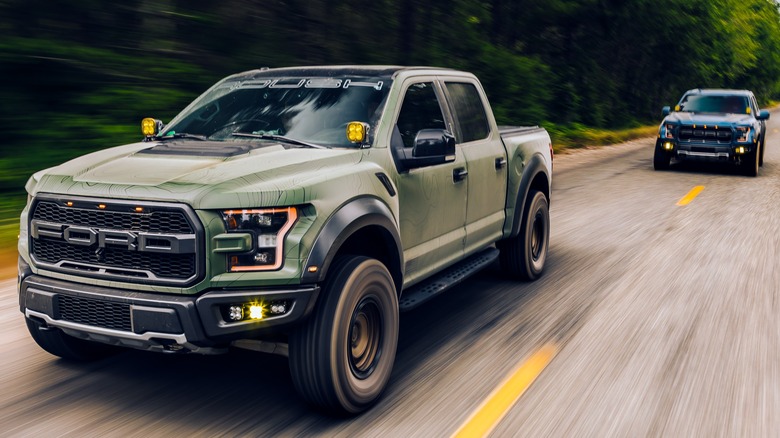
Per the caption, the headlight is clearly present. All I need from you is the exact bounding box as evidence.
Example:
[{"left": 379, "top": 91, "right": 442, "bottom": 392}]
[
  {"left": 664, "top": 124, "right": 675, "bottom": 139},
  {"left": 735, "top": 126, "right": 751, "bottom": 143},
  {"left": 221, "top": 207, "right": 298, "bottom": 271}
]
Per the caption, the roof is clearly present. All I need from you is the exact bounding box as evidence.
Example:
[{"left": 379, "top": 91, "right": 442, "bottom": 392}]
[
  {"left": 226, "top": 65, "right": 459, "bottom": 81},
  {"left": 684, "top": 88, "right": 754, "bottom": 96}
]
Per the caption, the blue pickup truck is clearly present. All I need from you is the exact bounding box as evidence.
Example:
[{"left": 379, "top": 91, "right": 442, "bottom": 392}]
[{"left": 654, "top": 89, "right": 770, "bottom": 176}]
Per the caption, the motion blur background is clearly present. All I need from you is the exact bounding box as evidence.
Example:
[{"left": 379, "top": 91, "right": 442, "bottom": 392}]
[{"left": 1, "top": 0, "right": 780, "bottom": 271}]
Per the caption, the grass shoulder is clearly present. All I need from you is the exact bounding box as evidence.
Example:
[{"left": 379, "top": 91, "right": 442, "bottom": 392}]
[{"left": 544, "top": 122, "right": 657, "bottom": 154}]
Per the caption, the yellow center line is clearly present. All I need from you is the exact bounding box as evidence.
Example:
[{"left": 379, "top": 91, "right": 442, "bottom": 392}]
[
  {"left": 676, "top": 185, "right": 705, "bottom": 206},
  {"left": 452, "top": 343, "right": 558, "bottom": 438}
]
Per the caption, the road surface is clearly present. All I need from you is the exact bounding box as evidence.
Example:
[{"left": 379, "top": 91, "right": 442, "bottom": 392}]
[{"left": 1, "top": 113, "right": 779, "bottom": 437}]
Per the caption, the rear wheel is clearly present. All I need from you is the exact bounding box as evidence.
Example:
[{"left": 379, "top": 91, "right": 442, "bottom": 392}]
[
  {"left": 498, "top": 190, "right": 549, "bottom": 280},
  {"left": 289, "top": 256, "right": 399, "bottom": 415},
  {"left": 25, "top": 317, "right": 119, "bottom": 361}
]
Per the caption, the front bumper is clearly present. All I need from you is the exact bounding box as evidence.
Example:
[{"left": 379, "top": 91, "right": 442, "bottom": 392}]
[
  {"left": 657, "top": 139, "right": 752, "bottom": 163},
  {"left": 19, "top": 272, "right": 319, "bottom": 354}
]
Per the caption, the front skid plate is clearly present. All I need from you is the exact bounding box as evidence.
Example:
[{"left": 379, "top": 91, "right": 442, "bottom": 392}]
[{"left": 399, "top": 247, "right": 498, "bottom": 311}]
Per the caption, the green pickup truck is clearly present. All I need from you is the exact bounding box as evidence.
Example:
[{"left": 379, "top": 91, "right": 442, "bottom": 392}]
[{"left": 18, "top": 66, "right": 553, "bottom": 414}]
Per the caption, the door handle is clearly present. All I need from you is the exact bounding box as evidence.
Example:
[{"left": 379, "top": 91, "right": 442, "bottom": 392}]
[
  {"left": 453, "top": 167, "right": 468, "bottom": 182},
  {"left": 495, "top": 157, "right": 507, "bottom": 169}
]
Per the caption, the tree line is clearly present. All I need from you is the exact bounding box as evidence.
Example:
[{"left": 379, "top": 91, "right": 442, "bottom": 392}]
[{"left": 1, "top": 0, "right": 779, "bottom": 192}]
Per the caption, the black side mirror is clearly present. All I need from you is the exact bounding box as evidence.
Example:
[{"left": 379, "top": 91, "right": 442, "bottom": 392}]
[
  {"left": 662, "top": 106, "right": 671, "bottom": 116},
  {"left": 412, "top": 129, "right": 456, "bottom": 158},
  {"left": 392, "top": 128, "right": 456, "bottom": 172}
]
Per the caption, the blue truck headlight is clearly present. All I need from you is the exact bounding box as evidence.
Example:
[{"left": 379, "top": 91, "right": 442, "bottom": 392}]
[
  {"left": 735, "top": 126, "right": 751, "bottom": 143},
  {"left": 221, "top": 207, "right": 298, "bottom": 271},
  {"left": 664, "top": 124, "right": 676, "bottom": 139}
]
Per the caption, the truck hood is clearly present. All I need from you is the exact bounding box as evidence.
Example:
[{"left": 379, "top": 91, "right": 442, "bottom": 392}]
[
  {"left": 664, "top": 112, "right": 755, "bottom": 126},
  {"left": 31, "top": 140, "right": 368, "bottom": 209}
]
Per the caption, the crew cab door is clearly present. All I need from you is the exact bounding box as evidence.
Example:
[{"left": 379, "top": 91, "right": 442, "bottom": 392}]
[
  {"left": 441, "top": 79, "right": 507, "bottom": 255},
  {"left": 392, "top": 80, "right": 467, "bottom": 286}
]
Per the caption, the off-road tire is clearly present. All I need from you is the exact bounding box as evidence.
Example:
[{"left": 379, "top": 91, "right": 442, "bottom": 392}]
[
  {"left": 498, "top": 190, "right": 549, "bottom": 281},
  {"left": 25, "top": 317, "right": 119, "bottom": 361},
  {"left": 653, "top": 143, "right": 671, "bottom": 170},
  {"left": 289, "top": 256, "right": 399, "bottom": 416},
  {"left": 742, "top": 147, "right": 759, "bottom": 177},
  {"left": 759, "top": 135, "right": 765, "bottom": 167}
]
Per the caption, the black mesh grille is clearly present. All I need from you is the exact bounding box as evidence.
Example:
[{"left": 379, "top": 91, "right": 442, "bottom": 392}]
[
  {"left": 58, "top": 294, "right": 132, "bottom": 331},
  {"left": 30, "top": 198, "right": 201, "bottom": 284},
  {"left": 32, "top": 201, "right": 193, "bottom": 233},
  {"left": 32, "top": 239, "right": 195, "bottom": 279}
]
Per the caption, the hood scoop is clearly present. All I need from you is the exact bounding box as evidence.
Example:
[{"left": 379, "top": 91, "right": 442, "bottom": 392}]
[{"left": 139, "top": 140, "right": 257, "bottom": 157}]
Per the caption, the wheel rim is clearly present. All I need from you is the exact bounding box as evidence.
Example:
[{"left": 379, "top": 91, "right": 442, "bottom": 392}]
[
  {"left": 348, "top": 296, "right": 383, "bottom": 379},
  {"left": 530, "top": 210, "right": 545, "bottom": 261}
]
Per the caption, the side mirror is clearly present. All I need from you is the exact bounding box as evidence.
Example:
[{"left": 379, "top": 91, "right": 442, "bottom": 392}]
[
  {"left": 757, "top": 109, "right": 770, "bottom": 121},
  {"left": 395, "top": 128, "right": 456, "bottom": 171},
  {"left": 412, "top": 129, "right": 456, "bottom": 158},
  {"left": 662, "top": 106, "right": 671, "bottom": 116}
]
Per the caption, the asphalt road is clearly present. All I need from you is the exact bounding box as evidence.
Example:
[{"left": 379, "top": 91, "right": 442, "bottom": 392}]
[{"left": 2, "top": 113, "right": 779, "bottom": 437}]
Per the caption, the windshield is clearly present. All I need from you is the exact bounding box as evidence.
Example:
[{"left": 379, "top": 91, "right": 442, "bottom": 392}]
[
  {"left": 163, "top": 74, "right": 392, "bottom": 147},
  {"left": 678, "top": 94, "right": 749, "bottom": 114}
]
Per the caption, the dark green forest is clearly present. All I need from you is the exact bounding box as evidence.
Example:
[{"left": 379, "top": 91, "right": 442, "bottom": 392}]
[{"left": 2, "top": 0, "right": 780, "bottom": 197}]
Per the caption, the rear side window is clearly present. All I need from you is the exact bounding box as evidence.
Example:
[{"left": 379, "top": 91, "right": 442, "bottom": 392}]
[
  {"left": 396, "top": 82, "right": 446, "bottom": 148},
  {"left": 445, "top": 82, "right": 490, "bottom": 143}
]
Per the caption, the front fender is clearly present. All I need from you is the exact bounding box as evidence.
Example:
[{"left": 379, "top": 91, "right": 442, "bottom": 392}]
[{"left": 300, "top": 197, "right": 403, "bottom": 286}]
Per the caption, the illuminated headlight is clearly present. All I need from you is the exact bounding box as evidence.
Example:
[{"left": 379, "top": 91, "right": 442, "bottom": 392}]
[
  {"left": 664, "top": 124, "right": 675, "bottom": 139},
  {"left": 221, "top": 207, "right": 298, "bottom": 271},
  {"left": 663, "top": 142, "right": 674, "bottom": 151},
  {"left": 736, "top": 126, "right": 751, "bottom": 143}
]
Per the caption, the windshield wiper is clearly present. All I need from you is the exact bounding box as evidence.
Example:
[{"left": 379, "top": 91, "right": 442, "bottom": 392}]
[
  {"left": 231, "top": 133, "right": 328, "bottom": 149},
  {"left": 153, "top": 132, "right": 209, "bottom": 141}
]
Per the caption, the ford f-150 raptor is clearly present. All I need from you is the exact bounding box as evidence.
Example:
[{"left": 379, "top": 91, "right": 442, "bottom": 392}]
[
  {"left": 654, "top": 88, "right": 770, "bottom": 176},
  {"left": 18, "top": 66, "right": 553, "bottom": 414}
]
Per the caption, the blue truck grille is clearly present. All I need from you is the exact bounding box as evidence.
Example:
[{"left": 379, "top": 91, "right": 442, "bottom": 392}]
[{"left": 679, "top": 127, "right": 732, "bottom": 143}]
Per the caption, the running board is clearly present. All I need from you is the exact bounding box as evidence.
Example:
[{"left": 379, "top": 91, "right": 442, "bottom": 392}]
[{"left": 399, "top": 247, "right": 499, "bottom": 312}]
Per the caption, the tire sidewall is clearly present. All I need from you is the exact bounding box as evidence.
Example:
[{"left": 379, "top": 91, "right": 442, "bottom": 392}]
[
  {"left": 523, "top": 191, "right": 549, "bottom": 278},
  {"left": 319, "top": 257, "right": 399, "bottom": 413}
]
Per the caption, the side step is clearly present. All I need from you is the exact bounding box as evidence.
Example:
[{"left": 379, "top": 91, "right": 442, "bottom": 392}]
[{"left": 399, "top": 247, "right": 499, "bottom": 312}]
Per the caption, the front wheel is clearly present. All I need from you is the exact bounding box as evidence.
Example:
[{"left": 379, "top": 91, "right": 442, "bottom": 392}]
[
  {"left": 759, "top": 136, "right": 765, "bottom": 167},
  {"left": 742, "top": 147, "right": 759, "bottom": 177},
  {"left": 289, "top": 256, "right": 399, "bottom": 415},
  {"left": 498, "top": 190, "right": 550, "bottom": 280},
  {"left": 653, "top": 142, "right": 671, "bottom": 170},
  {"left": 25, "top": 317, "right": 119, "bottom": 361}
]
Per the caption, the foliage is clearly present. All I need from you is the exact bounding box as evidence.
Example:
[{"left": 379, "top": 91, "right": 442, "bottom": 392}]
[{"left": 1, "top": 0, "right": 780, "bottom": 238}]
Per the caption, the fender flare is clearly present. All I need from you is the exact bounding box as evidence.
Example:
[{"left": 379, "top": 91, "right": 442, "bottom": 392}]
[
  {"left": 509, "top": 153, "right": 550, "bottom": 238},
  {"left": 300, "top": 197, "right": 403, "bottom": 287}
]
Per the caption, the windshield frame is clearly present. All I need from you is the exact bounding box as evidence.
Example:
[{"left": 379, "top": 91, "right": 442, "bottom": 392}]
[{"left": 162, "top": 72, "right": 394, "bottom": 148}]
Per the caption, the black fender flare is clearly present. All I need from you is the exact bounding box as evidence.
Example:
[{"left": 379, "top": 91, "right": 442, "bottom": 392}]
[
  {"left": 300, "top": 197, "right": 403, "bottom": 288},
  {"left": 509, "top": 153, "right": 550, "bottom": 238}
]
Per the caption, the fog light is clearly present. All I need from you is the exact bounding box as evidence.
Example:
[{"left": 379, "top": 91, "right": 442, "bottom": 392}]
[
  {"left": 249, "top": 305, "right": 264, "bottom": 320},
  {"left": 663, "top": 142, "right": 674, "bottom": 151},
  {"left": 228, "top": 305, "right": 243, "bottom": 321},
  {"left": 270, "top": 303, "right": 287, "bottom": 315},
  {"left": 735, "top": 146, "right": 746, "bottom": 154}
]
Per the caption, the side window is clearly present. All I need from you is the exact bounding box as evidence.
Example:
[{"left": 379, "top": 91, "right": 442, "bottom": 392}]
[
  {"left": 445, "top": 82, "right": 490, "bottom": 143},
  {"left": 396, "top": 82, "right": 446, "bottom": 148}
]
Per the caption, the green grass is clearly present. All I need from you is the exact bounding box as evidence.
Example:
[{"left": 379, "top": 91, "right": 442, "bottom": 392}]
[{"left": 544, "top": 123, "right": 657, "bottom": 153}]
